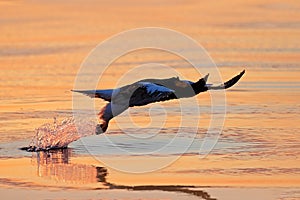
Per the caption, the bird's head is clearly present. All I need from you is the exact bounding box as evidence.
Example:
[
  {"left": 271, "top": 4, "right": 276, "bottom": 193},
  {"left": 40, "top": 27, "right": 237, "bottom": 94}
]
[{"left": 191, "top": 74, "right": 209, "bottom": 94}]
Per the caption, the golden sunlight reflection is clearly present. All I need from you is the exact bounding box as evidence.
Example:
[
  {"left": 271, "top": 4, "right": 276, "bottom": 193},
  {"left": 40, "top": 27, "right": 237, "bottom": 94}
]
[{"left": 32, "top": 149, "right": 218, "bottom": 199}]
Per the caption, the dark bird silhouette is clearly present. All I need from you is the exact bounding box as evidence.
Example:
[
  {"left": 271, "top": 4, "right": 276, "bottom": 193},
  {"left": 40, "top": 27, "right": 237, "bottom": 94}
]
[{"left": 72, "top": 70, "right": 245, "bottom": 134}]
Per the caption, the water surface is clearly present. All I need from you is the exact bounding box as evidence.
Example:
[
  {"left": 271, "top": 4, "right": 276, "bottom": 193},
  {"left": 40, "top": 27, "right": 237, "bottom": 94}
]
[{"left": 0, "top": 0, "right": 300, "bottom": 199}]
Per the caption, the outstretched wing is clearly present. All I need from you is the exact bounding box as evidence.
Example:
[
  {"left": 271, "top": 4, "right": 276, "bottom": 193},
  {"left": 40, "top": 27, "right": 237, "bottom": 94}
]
[
  {"left": 71, "top": 89, "right": 113, "bottom": 101},
  {"left": 207, "top": 70, "right": 245, "bottom": 90},
  {"left": 129, "top": 82, "right": 176, "bottom": 106},
  {"left": 126, "top": 82, "right": 176, "bottom": 107}
]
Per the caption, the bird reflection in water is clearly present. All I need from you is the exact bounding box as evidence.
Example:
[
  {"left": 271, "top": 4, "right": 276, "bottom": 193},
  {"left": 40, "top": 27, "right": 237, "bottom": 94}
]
[
  {"left": 34, "top": 148, "right": 100, "bottom": 185},
  {"left": 33, "top": 149, "right": 217, "bottom": 200}
]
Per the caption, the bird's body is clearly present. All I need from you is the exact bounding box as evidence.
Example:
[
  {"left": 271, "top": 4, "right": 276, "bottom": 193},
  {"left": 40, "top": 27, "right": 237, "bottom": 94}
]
[{"left": 72, "top": 70, "right": 245, "bottom": 134}]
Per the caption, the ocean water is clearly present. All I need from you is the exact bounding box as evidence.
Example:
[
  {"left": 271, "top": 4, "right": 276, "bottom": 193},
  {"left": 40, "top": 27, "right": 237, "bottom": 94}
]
[{"left": 0, "top": 0, "right": 300, "bottom": 199}]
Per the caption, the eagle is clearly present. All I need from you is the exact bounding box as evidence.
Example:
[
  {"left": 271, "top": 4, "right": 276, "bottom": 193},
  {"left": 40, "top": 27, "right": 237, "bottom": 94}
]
[{"left": 72, "top": 70, "right": 245, "bottom": 134}]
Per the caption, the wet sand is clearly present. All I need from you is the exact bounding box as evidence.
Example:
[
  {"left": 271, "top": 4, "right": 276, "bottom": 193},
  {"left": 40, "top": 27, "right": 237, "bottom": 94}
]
[{"left": 1, "top": 0, "right": 300, "bottom": 199}]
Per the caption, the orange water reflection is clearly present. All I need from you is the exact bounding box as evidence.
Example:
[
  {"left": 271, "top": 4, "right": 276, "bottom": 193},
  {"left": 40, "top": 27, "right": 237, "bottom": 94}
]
[{"left": 33, "top": 149, "right": 217, "bottom": 199}]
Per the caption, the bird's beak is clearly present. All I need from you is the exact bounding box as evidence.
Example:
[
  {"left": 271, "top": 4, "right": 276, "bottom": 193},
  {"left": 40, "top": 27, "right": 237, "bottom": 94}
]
[{"left": 203, "top": 74, "right": 209, "bottom": 83}]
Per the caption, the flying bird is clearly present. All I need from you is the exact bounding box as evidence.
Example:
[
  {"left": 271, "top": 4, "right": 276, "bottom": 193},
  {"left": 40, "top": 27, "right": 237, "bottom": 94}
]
[{"left": 72, "top": 70, "right": 245, "bottom": 134}]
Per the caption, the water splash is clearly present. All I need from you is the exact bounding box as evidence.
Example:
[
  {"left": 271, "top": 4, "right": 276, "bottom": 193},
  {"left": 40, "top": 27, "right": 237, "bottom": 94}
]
[{"left": 22, "top": 117, "right": 97, "bottom": 152}]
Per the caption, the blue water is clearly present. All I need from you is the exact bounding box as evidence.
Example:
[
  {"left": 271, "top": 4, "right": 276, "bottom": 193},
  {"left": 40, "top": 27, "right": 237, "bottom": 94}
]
[{"left": 70, "top": 133, "right": 252, "bottom": 156}]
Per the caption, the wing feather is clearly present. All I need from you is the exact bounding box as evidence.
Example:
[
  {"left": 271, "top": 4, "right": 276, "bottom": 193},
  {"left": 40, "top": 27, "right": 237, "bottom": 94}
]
[
  {"left": 71, "top": 89, "right": 113, "bottom": 101},
  {"left": 128, "top": 82, "right": 176, "bottom": 107},
  {"left": 207, "top": 70, "right": 245, "bottom": 90}
]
